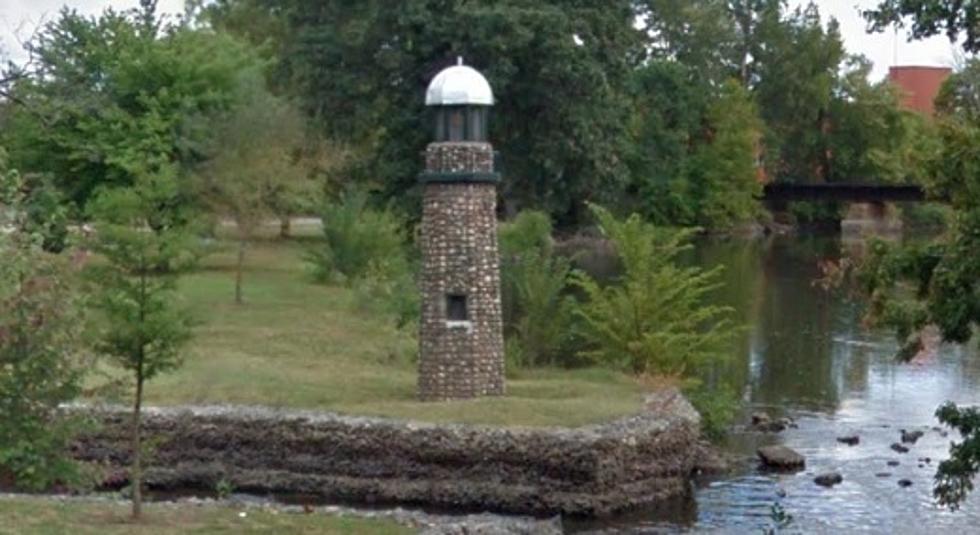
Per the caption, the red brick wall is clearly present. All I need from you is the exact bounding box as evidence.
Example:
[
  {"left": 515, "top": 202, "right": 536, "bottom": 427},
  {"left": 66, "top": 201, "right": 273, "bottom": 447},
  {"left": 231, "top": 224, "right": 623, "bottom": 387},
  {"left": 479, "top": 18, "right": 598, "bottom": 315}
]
[{"left": 888, "top": 66, "right": 952, "bottom": 117}]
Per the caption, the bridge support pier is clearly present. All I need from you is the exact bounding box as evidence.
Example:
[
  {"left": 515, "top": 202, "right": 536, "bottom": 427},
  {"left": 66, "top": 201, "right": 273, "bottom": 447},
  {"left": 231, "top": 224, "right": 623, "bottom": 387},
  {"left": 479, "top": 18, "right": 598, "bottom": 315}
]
[{"left": 841, "top": 202, "right": 902, "bottom": 239}]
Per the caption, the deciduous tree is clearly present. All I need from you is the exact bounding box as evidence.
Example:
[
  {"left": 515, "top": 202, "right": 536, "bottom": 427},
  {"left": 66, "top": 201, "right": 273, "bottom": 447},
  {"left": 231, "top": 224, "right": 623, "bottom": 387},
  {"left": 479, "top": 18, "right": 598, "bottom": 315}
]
[{"left": 86, "top": 166, "right": 200, "bottom": 519}]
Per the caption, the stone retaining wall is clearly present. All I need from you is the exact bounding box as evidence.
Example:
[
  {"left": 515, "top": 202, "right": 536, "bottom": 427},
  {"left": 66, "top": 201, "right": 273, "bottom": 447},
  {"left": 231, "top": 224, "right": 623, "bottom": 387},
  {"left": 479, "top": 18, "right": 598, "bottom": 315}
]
[{"left": 70, "top": 389, "right": 701, "bottom": 517}]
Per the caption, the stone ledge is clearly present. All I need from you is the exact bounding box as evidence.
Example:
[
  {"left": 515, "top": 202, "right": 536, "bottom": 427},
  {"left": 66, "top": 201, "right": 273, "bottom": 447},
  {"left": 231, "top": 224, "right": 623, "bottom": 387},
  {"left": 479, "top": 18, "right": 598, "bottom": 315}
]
[{"left": 68, "top": 389, "right": 701, "bottom": 517}]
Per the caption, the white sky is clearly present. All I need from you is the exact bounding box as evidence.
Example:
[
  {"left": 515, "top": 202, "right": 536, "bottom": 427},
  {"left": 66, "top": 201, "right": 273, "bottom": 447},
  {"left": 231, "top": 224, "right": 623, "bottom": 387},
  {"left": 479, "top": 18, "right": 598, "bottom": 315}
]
[{"left": 1, "top": 0, "right": 961, "bottom": 80}]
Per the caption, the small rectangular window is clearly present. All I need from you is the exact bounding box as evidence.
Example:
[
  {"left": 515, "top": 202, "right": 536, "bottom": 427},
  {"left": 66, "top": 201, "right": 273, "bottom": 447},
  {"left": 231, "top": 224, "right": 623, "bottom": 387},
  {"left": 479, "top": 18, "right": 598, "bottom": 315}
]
[{"left": 447, "top": 294, "right": 468, "bottom": 321}]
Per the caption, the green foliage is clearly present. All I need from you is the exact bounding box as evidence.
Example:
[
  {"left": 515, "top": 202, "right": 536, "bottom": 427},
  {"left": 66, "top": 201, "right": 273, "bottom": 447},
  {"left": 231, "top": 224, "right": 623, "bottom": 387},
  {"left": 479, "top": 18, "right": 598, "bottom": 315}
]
[
  {"left": 499, "top": 211, "right": 576, "bottom": 368},
  {"left": 1, "top": 2, "right": 265, "bottom": 212},
  {"left": 307, "top": 188, "right": 408, "bottom": 285},
  {"left": 934, "top": 402, "right": 980, "bottom": 510},
  {"left": 828, "top": 57, "right": 938, "bottom": 185},
  {"left": 0, "top": 149, "right": 86, "bottom": 490},
  {"left": 685, "top": 383, "right": 738, "bottom": 442},
  {"left": 195, "top": 77, "right": 328, "bottom": 303},
  {"left": 765, "top": 501, "right": 795, "bottom": 534},
  {"left": 687, "top": 80, "right": 763, "bottom": 228},
  {"left": 937, "top": 59, "right": 980, "bottom": 122},
  {"left": 499, "top": 210, "right": 553, "bottom": 259},
  {"left": 86, "top": 167, "right": 200, "bottom": 379},
  {"left": 214, "top": 477, "right": 235, "bottom": 499},
  {"left": 865, "top": 1, "right": 980, "bottom": 53},
  {"left": 213, "top": 0, "right": 642, "bottom": 226},
  {"left": 571, "top": 204, "right": 737, "bottom": 376},
  {"left": 86, "top": 163, "right": 201, "bottom": 518},
  {"left": 354, "top": 258, "right": 421, "bottom": 332}
]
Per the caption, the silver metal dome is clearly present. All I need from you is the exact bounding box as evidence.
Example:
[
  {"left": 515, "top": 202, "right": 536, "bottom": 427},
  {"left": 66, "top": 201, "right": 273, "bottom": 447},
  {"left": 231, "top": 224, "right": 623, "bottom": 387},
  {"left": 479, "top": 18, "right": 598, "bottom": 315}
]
[{"left": 425, "top": 58, "right": 494, "bottom": 106}]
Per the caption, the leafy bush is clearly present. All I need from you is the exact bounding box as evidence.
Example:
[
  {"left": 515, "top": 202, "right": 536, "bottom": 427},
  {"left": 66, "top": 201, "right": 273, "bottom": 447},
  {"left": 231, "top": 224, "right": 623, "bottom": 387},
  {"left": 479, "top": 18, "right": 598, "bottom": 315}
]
[
  {"left": 354, "top": 256, "right": 420, "bottom": 331},
  {"left": 0, "top": 151, "right": 87, "bottom": 490},
  {"left": 499, "top": 211, "right": 576, "bottom": 368},
  {"left": 571, "top": 204, "right": 737, "bottom": 377},
  {"left": 499, "top": 210, "right": 553, "bottom": 258},
  {"left": 307, "top": 188, "right": 407, "bottom": 285},
  {"left": 685, "top": 383, "right": 738, "bottom": 442}
]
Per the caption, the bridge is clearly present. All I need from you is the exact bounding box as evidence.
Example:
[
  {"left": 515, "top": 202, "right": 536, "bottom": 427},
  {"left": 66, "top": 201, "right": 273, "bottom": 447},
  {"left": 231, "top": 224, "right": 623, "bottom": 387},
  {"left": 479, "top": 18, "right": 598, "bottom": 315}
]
[{"left": 761, "top": 183, "right": 929, "bottom": 203}]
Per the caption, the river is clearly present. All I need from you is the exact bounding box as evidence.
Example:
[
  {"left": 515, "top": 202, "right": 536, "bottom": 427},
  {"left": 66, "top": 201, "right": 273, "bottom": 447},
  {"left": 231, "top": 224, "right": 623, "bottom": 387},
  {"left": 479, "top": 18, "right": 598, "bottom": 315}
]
[{"left": 573, "top": 233, "right": 980, "bottom": 534}]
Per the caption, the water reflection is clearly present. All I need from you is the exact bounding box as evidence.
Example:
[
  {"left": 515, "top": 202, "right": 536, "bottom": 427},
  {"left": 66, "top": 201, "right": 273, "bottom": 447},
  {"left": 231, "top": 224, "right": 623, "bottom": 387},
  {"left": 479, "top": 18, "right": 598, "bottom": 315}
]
[{"left": 575, "top": 234, "right": 980, "bottom": 533}]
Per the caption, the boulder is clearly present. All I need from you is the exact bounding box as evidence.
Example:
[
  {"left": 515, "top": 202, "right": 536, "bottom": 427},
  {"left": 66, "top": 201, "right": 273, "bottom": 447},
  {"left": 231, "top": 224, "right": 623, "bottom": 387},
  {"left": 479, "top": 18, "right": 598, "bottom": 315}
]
[
  {"left": 898, "top": 479, "right": 913, "bottom": 488},
  {"left": 887, "top": 460, "right": 900, "bottom": 467},
  {"left": 891, "top": 443, "right": 910, "bottom": 454},
  {"left": 836, "top": 435, "right": 860, "bottom": 446},
  {"left": 751, "top": 412, "right": 771, "bottom": 426},
  {"left": 901, "top": 430, "right": 924, "bottom": 444},
  {"left": 814, "top": 472, "right": 843, "bottom": 487},
  {"left": 750, "top": 412, "right": 786, "bottom": 432},
  {"left": 758, "top": 445, "right": 805, "bottom": 469}
]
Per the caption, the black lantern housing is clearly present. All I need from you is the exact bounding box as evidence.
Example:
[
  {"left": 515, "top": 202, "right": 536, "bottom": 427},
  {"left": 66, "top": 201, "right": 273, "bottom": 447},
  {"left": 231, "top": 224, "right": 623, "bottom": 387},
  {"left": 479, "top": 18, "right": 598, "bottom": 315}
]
[{"left": 434, "top": 105, "right": 490, "bottom": 142}]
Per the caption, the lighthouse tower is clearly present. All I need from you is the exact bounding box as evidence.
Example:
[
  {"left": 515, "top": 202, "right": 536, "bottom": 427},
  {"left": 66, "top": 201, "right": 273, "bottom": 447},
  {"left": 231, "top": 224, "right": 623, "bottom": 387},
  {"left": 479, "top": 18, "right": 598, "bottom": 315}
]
[{"left": 417, "top": 59, "right": 505, "bottom": 401}]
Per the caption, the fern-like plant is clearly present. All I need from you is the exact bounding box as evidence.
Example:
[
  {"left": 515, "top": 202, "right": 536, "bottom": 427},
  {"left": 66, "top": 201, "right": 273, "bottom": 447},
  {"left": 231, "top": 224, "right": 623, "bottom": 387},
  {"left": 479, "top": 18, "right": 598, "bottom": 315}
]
[{"left": 571, "top": 204, "right": 736, "bottom": 378}]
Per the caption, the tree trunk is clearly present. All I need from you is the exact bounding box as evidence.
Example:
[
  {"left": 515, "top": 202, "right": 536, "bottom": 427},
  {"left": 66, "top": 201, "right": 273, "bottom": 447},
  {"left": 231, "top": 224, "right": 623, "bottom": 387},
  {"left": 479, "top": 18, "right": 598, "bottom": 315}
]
[
  {"left": 235, "top": 237, "right": 246, "bottom": 305},
  {"left": 131, "top": 369, "right": 144, "bottom": 519},
  {"left": 279, "top": 216, "right": 291, "bottom": 239}
]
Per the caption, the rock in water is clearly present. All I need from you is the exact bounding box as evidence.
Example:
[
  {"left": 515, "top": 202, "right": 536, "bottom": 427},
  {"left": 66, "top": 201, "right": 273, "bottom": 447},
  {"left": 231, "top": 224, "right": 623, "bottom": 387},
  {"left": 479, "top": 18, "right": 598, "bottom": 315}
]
[
  {"left": 751, "top": 412, "right": 785, "bottom": 432},
  {"left": 814, "top": 472, "right": 843, "bottom": 487},
  {"left": 898, "top": 479, "right": 913, "bottom": 488},
  {"left": 891, "top": 443, "right": 910, "bottom": 454},
  {"left": 887, "top": 460, "right": 901, "bottom": 467},
  {"left": 875, "top": 472, "right": 892, "bottom": 478},
  {"left": 901, "top": 429, "right": 924, "bottom": 444},
  {"left": 758, "top": 445, "right": 805, "bottom": 469},
  {"left": 837, "top": 435, "right": 860, "bottom": 446}
]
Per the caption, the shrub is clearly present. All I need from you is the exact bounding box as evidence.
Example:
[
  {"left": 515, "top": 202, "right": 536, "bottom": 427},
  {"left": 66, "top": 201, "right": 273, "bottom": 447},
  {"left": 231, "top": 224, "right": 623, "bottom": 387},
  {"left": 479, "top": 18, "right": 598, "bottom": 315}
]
[
  {"left": 354, "top": 256, "right": 420, "bottom": 331},
  {"left": 0, "top": 151, "right": 87, "bottom": 490},
  {"left": 571, "top": 204, "right": 737, "bottom": 378},
  {"left": 499, "top": 210, "right": 576, "bottom": 368},
  {"left": 307, "top": 188, "right": 407, "bottom": 285}
]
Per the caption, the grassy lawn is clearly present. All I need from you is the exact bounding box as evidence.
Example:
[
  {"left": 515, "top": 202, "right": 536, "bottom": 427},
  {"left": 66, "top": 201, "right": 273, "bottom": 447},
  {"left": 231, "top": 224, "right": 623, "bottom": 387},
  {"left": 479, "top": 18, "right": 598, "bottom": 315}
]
[
  {"left": 93, "top": 238, "right": 643, "bottom": 427},
  {"left": 0, "top": 498, "right": 412, "bottom": 535}
]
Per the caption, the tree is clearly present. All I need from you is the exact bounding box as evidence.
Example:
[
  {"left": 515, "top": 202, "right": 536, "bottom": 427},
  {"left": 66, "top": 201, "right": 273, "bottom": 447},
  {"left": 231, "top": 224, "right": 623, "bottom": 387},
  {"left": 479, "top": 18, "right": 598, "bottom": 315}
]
[
  {"left": 686, "top": 80, "right": 764, "bottom": 228},
  {"left": 936, "top": 58, "right": 980, "bottom": 122},
  {"left": 196, "top": 83, "right": 320, "bottom": 303},
  {"left": 750, "top": 3, "right": 845, "bottom": 184},
  {"left": 0, "top": 148, "right": 86, "bottom": 491},
  {"left": 826, "top": 56, "right": 935, "bottom": 185},
  {"left": 86, "top": 165, "right": 200, "bottom": 519},
  {"left": 626, "top": 60, "right": 710, "bottom": 225},
  {"left": 571, "top": 204, "right": 736, "bottom": 377},
  {"left": 212, "top": 0, "right": 644, "bottom": 227},
  {"left": 865, "top": 1, "right": 980, "bottom": 53},
  {"left": 499, "top": 211, "right": 575, "bottom": 368},
  {"left": 0, "top": 2, "right": 264, "bottom": 213}
]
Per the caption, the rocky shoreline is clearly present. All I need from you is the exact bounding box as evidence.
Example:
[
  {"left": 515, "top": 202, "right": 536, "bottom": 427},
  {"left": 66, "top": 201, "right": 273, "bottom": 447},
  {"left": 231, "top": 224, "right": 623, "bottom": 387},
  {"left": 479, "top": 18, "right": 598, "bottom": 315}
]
[{"left": 67, "top": 388, "right": 706, "bottom": 517}]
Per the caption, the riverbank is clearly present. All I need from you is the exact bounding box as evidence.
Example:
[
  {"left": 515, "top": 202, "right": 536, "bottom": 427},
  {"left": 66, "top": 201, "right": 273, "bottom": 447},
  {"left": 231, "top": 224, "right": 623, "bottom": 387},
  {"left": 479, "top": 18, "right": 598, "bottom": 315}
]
[{"left": 68, "top": 388, "right": 704, "bottom": 518}]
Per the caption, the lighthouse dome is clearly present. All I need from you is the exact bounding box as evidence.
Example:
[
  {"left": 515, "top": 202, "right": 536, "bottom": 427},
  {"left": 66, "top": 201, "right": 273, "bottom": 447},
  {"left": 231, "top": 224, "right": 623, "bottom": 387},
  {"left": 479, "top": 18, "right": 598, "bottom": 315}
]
[{"left": 425, "top": 59, "right": 494, "bottom": 106}]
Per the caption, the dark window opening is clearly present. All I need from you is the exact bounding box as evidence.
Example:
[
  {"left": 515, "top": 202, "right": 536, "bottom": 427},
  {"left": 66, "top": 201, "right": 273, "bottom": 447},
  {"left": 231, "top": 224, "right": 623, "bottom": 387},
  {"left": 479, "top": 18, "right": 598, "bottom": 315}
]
[{"left": 447, "top": 294, "right": 468, "bottom": 321}]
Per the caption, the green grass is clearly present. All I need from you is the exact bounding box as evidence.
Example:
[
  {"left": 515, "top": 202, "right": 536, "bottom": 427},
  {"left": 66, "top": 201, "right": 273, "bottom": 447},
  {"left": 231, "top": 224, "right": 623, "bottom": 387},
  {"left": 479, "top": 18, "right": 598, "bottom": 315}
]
[
  {"left": 0, "top": 497, "right": 413, "bottom": 535},
  {"left": 93, "top": 239, "right": 643, "bottom": 427}
]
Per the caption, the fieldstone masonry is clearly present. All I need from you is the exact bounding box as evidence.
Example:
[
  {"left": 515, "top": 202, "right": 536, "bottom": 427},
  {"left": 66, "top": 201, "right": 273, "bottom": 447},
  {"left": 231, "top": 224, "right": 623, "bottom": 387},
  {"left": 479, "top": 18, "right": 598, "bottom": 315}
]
[
  {"left": 69, "top": 390, "right": 703, "bottom": 517},
  {"left": 418, "top": 142, "right": 505, "bottom": 400}
]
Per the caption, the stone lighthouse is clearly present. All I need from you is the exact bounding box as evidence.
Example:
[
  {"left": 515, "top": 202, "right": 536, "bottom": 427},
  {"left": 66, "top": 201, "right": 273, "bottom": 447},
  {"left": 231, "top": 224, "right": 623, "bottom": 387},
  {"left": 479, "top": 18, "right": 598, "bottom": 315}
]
[{"left": 417, "top": 58, "right": 505, "bottom": 401}]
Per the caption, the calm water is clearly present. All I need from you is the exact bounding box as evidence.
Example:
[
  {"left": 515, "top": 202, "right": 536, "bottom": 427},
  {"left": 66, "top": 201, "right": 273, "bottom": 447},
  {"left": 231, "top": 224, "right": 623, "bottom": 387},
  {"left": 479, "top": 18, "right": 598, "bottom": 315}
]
[{"left": 575, "top": 234, "right": 980, "bottom": 534}]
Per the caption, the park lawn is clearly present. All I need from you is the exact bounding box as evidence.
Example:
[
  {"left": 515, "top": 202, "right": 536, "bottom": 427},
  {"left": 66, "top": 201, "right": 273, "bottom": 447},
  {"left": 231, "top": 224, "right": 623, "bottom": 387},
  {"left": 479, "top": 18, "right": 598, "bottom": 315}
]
[
  {"left": 0, "top": 497, "right": 412, "bottom": 535},
  {"left": 94, "top": 239, "right": 644, "bottom": 428}
]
